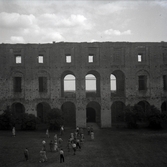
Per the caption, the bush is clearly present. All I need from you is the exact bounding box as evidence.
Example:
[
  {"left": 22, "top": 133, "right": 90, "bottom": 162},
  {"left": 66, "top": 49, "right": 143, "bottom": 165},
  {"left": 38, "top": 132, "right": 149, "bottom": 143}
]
[
  {"left": 47, "top": 108, "right": 64, "bottom": 130},
  {"left": 125, "top": 104, "right": 144, "bottom": 129},
  {"left": 0, "top": 108, "right": 17, "bottom": 130},
  {"left": 19, "top": 113, "right": 38, "bottom": 130},
  {"left": 147, "top": 105, "right": 162, "bottom": 129}
]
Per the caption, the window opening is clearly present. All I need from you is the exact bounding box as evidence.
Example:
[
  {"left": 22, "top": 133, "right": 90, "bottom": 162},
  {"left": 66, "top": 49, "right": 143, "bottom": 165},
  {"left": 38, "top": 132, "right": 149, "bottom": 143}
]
[
  {"left": 138, "top": 75, "right": 147, "bottom": 90},
  {"left": 15, "top": 55, "right": 21, "bottom": 64},
  {"left": 64, "top": 74, "right": 76, "bottom": 92},
  {"left": 14, "top": 77, "right": 22, "bottom": 92},
  {"left": 138, "top": 54, "right": 142, "bottom": 62},
  {"left": 85, "top": 74, "right": 96, "bottom": 91},
  {"left": 39, "top": 77, "right": 47, "bottom": 92},
  {"left": 110, "top": 74, "right": 116, "bottom": 91},
  {"left": 88, "top": 55, "right": 93, "bottom": 63},
  {"left": 66, "top": 55, "right": 71, "bottom": 63},
  {"left": 38, "top": 55, "right": 44, "bottom": 63}
]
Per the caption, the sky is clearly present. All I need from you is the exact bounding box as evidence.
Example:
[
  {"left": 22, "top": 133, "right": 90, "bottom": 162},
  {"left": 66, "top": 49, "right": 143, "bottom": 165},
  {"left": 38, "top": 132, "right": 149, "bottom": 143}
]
[{"left": 0, "top": 0, "right": 167, "bottom": 43}]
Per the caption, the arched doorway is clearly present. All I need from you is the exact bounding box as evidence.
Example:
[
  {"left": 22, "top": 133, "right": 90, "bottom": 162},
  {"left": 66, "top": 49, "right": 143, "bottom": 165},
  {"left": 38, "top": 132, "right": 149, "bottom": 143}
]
[
  {"left": 11, "top": 102, "right": 25, "bottom": 114},
  {"left": 61, "top": 102, "right": 76, "bottom": 128},
  {"left": 111, "top": 101, "right": 125, "bottom": 125},
  {"left": 86, "top": 107, "right": 96, "bottom": 122},
  {"left": 137, "top": 100, "right": 150, "bottom": 113},
  {"left": 86, "top": 101, "right": 101, "bottom": 127},
  {"left": 36, "top": 102, "right": 51, "bottom": 122}
]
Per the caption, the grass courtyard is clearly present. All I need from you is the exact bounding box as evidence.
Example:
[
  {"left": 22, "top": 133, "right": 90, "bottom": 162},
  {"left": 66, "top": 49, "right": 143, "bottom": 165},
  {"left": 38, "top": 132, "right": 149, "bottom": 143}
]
[{"left": 0, "top": 126, "right": 167, "bottom": 167}]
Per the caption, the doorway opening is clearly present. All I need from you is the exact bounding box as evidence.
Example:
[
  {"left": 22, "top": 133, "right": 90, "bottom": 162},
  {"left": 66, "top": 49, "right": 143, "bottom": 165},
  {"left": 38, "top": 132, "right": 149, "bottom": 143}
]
[{"left": 86, "top": 107, "right": 96, "bottom": 122}]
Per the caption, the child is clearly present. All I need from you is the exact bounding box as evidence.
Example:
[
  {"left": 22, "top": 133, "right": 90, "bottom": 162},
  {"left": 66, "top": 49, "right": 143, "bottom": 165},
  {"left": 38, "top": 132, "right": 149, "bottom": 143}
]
[
  {"left": 72, "top": 142, "right": 76, "bottom": 155},
  {"left": 39, "top": 150, "right": 47, "bottom": 163},
  {"left": 49, "top": 140, "right": 54, "bottom": 152},
  {"left": 59, "top": 148, "right": 64, "bottom": 163},
  {"left": 46, "top": 129, "right": 49, "bottom": 138},
  {"left": 24, "top": 148, "right": 29, "bottom": 161}
]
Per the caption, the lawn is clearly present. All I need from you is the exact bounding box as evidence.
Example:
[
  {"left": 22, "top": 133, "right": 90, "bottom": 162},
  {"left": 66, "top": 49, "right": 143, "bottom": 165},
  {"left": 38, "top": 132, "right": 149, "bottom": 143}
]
[{"left": 0, "top": 126, "right": 167, "bottom": 167}]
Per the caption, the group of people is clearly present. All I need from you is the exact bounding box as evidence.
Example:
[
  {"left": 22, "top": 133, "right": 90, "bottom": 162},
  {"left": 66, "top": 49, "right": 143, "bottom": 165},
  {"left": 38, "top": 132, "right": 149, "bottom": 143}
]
[{"left": 23, "top": 125, "right": 95, "bottom": 163}]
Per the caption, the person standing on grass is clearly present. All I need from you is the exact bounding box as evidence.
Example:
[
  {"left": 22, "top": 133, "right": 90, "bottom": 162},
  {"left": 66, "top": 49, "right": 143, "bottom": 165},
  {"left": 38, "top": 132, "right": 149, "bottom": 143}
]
[
  {"left": 59, "top": 148, "right": 65, "bottom": 163},
  {"left": 54, "top": 134, "right": 58, "bottom": 143},
  {"left": 76, "top": 138, "right": 81, "bottom": 150},
  {"left": 24, "top": 148, "right": 29, "bottom": 161},
  {"left": 80, "top": 133, "right": 85, "bottom": 145},
  {"left": 12, "top": 126, "right": 16, "bottom": 137},
  {"left": 67, "top": 139, "right": 71, "bottom": 152},
  {"left": 46, "top": 129, "right": 49, "bottom": 138},
  {"left": 90, "top": 131, "right": 94, "bottom": 141},
  {"left": 42, "top": 140, "right": 46, "bottom": 151},
  {"left": 72, "top": 142, "right": 76, "bottom": 155},
  {"left": 60, "top": 125, "right": 64, "bottom": 136},
  {"left": 58, "top": 137, "right": 63, "bottom": 148}
]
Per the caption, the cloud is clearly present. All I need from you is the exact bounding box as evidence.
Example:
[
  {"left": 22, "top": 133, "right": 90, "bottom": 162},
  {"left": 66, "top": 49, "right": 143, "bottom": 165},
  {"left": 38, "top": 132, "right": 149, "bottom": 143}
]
[
  {"left": 104, "top": 29, "right": 131, "bottom": 36},
  {"left": 0, "top": 12, "right": 36, "bottom": 29},
  {"left": 10, "top": 36, "right": 25, "bottom": 43},
  {"left": 38, "top": 13, "right": 87, "bottom": 28}
]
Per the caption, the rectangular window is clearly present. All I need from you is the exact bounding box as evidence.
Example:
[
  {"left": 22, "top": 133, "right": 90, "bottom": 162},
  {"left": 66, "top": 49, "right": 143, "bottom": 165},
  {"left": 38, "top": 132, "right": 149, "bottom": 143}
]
[
  {"left": 88, "top": 55, "right": 93, "bottom": 63},
  {"left": 138, "top": 54, "right": 142, "bottom": 62},
  {"left": 39, "top": 77, "right": 47, "bottom": 92},
  {"left": 14, "top": 77, "right": 22, "bottom": 92},
  {"left": 38, "top": 55, "right": 44, "bottom": 63},
  {"left": 15, "top": 55, "right": 21, "bottom": 64},
  {"left": 66, "top": 55, "right": 71, "bottom": 63},
  {"left": 138, "top": 75, "right": 147, "bottom": 90},
  {"left": 163, "top": 75, "right": 167, "bottom": 91}
]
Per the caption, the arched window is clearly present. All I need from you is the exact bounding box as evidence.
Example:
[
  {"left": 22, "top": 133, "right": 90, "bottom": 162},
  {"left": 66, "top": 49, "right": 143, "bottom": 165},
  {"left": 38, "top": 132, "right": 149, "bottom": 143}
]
[
  {"left": 64, "top": 74, "right": 76, "bottom": 92},
  {"left": 85, "top": 74, "right": 96, "bottom": 92},
  {"left": 110, "top": 74, "right": 116, "bottom": 91}
]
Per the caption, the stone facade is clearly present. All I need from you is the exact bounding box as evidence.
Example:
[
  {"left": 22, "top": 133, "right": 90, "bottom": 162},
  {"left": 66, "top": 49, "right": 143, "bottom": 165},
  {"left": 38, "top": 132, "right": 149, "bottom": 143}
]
[{"left": 0, "top": 42, "right": 167, "bottom": 128}]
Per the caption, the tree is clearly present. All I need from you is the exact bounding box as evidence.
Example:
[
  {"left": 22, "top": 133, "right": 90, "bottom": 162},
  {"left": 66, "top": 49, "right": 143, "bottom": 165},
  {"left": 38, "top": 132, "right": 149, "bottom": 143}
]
[
  {"left": 124, "top": 104, "right": 144, "bottom": 129},
  {"left": 146, "top": 105, "right": 162, "bottom": 129},
  {"left": 47, "top": 108, "right": 64, "bottom": 130}
]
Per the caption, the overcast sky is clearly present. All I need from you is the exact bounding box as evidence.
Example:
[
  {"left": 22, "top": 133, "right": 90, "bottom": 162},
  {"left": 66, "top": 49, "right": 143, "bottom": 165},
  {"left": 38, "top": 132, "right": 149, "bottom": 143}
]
[{"left": 0, "top": 0, "right": 167, "bottom": 43}]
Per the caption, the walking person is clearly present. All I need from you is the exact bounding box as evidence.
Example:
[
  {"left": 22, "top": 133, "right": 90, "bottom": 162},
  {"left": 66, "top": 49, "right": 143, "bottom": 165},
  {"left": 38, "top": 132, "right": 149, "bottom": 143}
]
[{"left": 59, "top": 148, "right": 65, "bottom": 163}]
